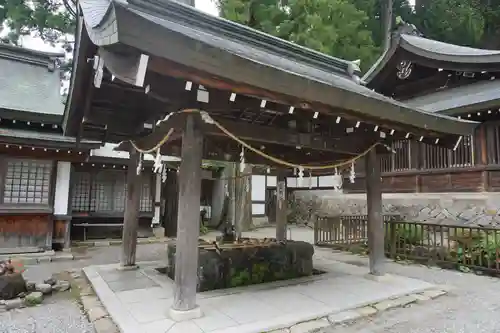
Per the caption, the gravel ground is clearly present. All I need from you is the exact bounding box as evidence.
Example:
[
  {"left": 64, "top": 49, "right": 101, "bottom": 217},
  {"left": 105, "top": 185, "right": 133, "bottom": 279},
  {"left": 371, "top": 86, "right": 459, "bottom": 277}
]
[
  {"left": 317, "top": 250, "right": 500, "bottom": 333},
  {"left": 0, "top": 295, "right": 94, "bottom": 333}
]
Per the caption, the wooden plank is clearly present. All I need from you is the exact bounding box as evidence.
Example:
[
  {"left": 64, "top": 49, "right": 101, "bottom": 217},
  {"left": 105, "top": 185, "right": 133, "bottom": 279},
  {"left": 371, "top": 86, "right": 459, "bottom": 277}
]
[
  {"left": 172, "top": 114, "right": 204, "bottom": 312},
  {"left": 275, "top": 172, "right": 287, "bottom": 241},
  {"left": 120, "top": 149, "right": 142, "bottom": 268},
  {"left": 365, "top": 149, "right": 385, "bottom": 276}
]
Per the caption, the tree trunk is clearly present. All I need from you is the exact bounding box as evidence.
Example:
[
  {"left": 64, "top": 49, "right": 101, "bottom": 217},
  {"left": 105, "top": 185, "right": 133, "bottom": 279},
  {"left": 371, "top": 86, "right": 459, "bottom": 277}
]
[{"left": 381, "top": 0, "right": 393, "bottom": 52}]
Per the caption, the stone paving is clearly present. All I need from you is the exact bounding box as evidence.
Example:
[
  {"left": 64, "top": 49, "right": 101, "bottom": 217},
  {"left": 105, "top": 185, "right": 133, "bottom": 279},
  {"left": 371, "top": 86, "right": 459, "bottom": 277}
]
[{"left": 82, "top": 247, "right": 438, "bottom": 333}]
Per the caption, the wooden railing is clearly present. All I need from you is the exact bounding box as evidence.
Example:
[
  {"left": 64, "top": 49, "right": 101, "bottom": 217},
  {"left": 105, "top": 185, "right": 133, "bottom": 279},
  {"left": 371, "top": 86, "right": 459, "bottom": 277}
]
[{"left": 314, "top": 216, "right": 500, "bottom": 276}]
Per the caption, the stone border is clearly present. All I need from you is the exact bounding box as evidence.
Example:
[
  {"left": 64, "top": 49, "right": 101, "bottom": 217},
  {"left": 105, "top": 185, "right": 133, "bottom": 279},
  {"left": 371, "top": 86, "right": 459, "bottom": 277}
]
[
  {"left": 0, "top": 252, "right": 76, "bottom": 266},
  {"left": 72, "top": 237, "right": 169, "bottom": 248},
  {"left": 269, "top": 288, "right": 448, "bottom": 333},
  {"left": 68, "top": 270, "right": 120, "bottom": 333}
]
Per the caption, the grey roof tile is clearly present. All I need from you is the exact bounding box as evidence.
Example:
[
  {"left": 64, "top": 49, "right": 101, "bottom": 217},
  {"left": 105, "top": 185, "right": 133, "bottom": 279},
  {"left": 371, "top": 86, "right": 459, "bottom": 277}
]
[{"left": 0, "top": 43, "right": 65, "bottom": 118}]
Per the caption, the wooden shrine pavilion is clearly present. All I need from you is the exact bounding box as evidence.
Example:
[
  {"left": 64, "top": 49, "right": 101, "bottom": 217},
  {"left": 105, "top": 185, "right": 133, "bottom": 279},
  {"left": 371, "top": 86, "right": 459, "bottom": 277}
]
[
  {"left": 360, "top": 23, "right": 500, "bottom": 193},
  {"left": 65, "top": 0, "right": 477, "bottom": 320},
  {"left": 0, "top": 43, "right": 101, "bottom": 253}
]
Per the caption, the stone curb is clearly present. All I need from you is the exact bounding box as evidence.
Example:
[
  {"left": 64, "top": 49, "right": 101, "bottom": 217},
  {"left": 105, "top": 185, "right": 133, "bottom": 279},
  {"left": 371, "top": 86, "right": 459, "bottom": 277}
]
[
  {"left": 268, "top": 287, "right": 448, "bottom": 333},
  {"left": 0, "top": 253, "right": 76, "bottom": 266},
  {"left": 72, "top": 237, "right": 169, "bottom": 248},
  {"left": 68, "top": 270, "right": 120, "bottom": 333}
]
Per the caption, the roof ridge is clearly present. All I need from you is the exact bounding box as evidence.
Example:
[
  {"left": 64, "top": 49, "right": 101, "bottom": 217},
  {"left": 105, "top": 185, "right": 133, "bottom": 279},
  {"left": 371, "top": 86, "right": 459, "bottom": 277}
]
[
  {"left": 0, "top": 43, "right": 65, "bottom": 69},
  {"left": 124, "top": 0, "right": 359, "bottom": 78}
]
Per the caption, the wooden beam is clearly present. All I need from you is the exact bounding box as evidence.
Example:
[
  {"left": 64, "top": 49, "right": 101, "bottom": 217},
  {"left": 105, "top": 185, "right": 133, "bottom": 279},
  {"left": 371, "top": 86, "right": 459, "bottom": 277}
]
[
  {"left": 275, "top": 172, "right": 287, "bottom": 241},
  {"left": 171, "top": 114, "right": 203, "bottom": 319},
  {"left": 364, "top": 149, "right": 385, "bottom": 276},
  {"left": 120, "top": 149, "right": 142, "bottom": 268},
  {"left": 130, "top": 112, "right": 376, "bottom": 155}
]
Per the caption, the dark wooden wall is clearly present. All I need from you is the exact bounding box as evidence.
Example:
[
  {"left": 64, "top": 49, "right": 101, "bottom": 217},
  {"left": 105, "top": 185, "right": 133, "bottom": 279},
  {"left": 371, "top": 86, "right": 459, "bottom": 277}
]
[{"left": 0, "top": 214, "right": 52, "bottom": 254}]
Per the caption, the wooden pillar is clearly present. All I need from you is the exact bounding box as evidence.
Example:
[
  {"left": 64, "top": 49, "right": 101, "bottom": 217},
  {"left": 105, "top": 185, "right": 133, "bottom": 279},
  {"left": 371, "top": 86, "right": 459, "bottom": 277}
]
[
  {"left": 365, "top": 149, "right": 385, "bottom": 276},
  {"left": 163, "top": 169, "right": 179, "bottom": 237},
  {"left": 275, "top": 172, "right": 287, "bottom": 241},
  {"left": 235, "top": 165, "right": 253, "bottom": 237},
  {"left": 227, "top": 163, "right": 237, "bottom": 230},
  {"left": 120, "top": 149, "right": 142, "bottom": 268},
  {"left": 170, "top": 114, "right": 203, "bottom": 320}
]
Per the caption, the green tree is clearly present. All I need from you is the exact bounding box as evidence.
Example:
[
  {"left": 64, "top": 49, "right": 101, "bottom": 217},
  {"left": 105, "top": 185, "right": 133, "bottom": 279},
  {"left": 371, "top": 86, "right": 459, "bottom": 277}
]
[
  {"left": 0, "top": 0, "right": 75, "bottom": 47},
  {"left": 217, "top": 0, "right": 380, "bottom": 71},
  {"left": 412, "top": 0, "right": 485, "bottom": 47}
]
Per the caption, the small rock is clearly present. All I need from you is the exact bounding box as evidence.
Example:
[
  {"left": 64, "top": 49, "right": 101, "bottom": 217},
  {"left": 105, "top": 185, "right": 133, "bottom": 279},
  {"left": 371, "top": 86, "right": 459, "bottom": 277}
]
[
  {"left": 290, "top": 319, "right": 330, "bottom": 333},
  {"left": 53, "top": 280, "right": 71, "bottom": 292},
  {"left": 81, "top": 295, "right": 100, "bottom": 310},
  {"left": 35, "top": 283, "right": 52, "bottom": 295},
  {"left": 87, "top": 306, "right": 108, "bottom": 322},
  {"left": 43, "top": 277, "right": 57, "bottom": 286},
  {"left": 25, "top": 282, "right": 36, "bottom": 292},
  {"left": 93, "top": 317, "right": 119, "bottom": 333},
  {"left": 412, "top": 293, "right": 431, "bottom": 303},
  {"left": 4, "top": 298, "right": 24, "bottom": 310},
  {"left": 356, "top": 306, "right": 377, "bottom": 316},
  {"left": 24, "top": 292, "right": 43, "bottom": 306},
  {"left": 374, "top": 295, "right": 416, "bottom": 311},
  {"left": 0, "top": 272, "right": 27, "bottom": 300},
  {"left": 328, "top": 310, "right": 362, "bottom": 324},
  {"left": 421, "top": 289, "right": 447, "bottom": 299}
]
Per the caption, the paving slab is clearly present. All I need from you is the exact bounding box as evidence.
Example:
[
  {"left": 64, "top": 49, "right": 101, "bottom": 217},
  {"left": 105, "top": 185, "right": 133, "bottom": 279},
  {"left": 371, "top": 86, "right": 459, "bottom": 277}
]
[{"left": 83, "top": 256, "right": 437, "bottom": 333}]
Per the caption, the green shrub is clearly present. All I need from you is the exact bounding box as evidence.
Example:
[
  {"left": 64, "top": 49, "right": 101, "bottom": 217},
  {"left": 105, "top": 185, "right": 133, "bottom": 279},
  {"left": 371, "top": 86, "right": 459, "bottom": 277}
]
[{"left": 387, "top": 223, "right": 425, "bottom": 246}]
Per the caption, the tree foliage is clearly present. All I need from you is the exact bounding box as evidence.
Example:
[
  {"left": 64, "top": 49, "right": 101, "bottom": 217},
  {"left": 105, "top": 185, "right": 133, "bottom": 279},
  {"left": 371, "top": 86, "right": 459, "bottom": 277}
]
[
  {"left": 217, "top": 0, "right": 380, "bottom": 70},
  {"left": 412, "top": 0, "right": 485, "bottom": 47},
  {"left": 0, "top": 0, "right": 75, "bottom": 47}
]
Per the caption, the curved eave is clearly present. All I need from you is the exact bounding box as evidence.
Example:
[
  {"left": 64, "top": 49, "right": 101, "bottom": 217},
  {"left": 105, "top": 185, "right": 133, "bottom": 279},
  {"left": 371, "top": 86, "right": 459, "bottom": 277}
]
[
  {"left": 400, "top": 35, "right": 500, "bottom": 66},
  {"left": 364, "top": 34, "right": 500, "bottom": 87},
  {"left": 63, "top": 12, "right": 97, "bottom": 137}
]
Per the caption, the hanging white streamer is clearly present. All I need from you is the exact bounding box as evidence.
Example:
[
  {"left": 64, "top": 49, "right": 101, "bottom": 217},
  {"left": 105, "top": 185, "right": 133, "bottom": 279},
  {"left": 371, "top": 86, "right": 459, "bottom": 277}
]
[
  {"left": 153, "top": 148, "right": 162, "bottom": 173},
  {"left": 298, "top": 166, "right": 304, "bottom": 187},
  {"left": 239, "top": 146, "right": 246, "bottom": 173},
  {"left": 136, "top": 153, "right": 143, "bottom": 175},
  {"left": 349, "top": 162, "right": 356, "bottom": 183}
]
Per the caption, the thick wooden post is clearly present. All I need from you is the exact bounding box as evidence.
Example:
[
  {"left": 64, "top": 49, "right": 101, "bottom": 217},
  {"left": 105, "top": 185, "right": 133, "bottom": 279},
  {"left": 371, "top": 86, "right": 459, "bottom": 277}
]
[
  {"left": 120, "top": 149, "right": 142, "bottom": 268},
  {"left": 276, "top": 172, "right": 287, "bottom": 241},
  {"left": 163, "top": 169, "right": 179, "bottom": 237},
  {"left": 170, "top": 114, "right": 203, "bottom": 320},
  {"left": 365, "top": 149, "right": 385, "bottom": 276}
]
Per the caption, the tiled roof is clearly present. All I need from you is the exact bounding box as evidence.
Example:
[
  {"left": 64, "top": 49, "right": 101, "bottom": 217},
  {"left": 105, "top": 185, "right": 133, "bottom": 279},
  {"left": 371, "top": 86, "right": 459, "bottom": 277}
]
[{"left": 0, "top": 43, "right": 65, "bottom": 121}]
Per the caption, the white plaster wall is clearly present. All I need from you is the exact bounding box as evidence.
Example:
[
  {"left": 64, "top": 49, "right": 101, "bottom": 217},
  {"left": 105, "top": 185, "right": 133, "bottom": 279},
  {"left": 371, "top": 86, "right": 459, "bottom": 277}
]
[{"left": 54, "top": 161, "right": 71, "bottom": 215}]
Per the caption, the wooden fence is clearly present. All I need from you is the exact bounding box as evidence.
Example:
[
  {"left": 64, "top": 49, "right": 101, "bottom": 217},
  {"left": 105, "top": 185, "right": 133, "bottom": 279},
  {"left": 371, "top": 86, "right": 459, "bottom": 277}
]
[{"left": 314, "top": 215, "right": 500, "bottom": 275}]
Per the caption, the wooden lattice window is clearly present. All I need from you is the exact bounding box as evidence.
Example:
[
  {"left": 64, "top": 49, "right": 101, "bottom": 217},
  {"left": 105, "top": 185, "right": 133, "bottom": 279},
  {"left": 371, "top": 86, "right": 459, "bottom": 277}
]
[
  {"left": 2, "top": 159, "right": 52, "bottom": 205},
  {"left": 71, "top": 171, "right": 91, "bottom": 212},
  {"left": 70, "top": 169, "right": 153, "bottom": 213}
]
